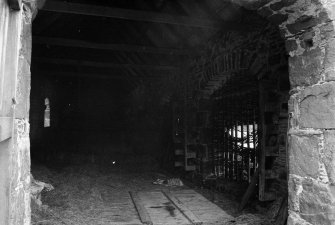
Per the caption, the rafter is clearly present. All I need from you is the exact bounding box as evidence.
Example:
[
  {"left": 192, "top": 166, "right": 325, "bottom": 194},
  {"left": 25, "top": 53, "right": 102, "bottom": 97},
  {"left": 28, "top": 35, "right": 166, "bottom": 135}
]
[
  {"left": 33, "top": 57, "right": 179, "bottom": 71},
  {"left": 33, "top": 14, "right": 62, "bottom": 35},
  {"left": 33, "top": 36, "right": 191, "bottom": 55},
  {"left": 41, "top": 0, "right": 242, "bottom": 30},
  {"left": 32, "top": 71, "right": 169, "bottom": 80}
]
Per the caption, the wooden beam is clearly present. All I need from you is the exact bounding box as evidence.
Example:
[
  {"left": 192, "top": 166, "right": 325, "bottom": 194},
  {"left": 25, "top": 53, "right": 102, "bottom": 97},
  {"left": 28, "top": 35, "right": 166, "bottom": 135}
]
[
  {"left": 33, "top": 14, "right": 61, "bottom": 35},
  {"left": 41, "top": 0, "right": 225, "bottom": 29},
  {"left": 32, "top": 70, "right": 168, "bottom": 80},
  {"left": 238, "top": 169, "right": 259, "bottom": 211},
  {"left": 33, "top": 36, "right": 191, "bottom": 55},
  {"left": 162, "top": 191, "right": 203, "bottom": 225},
  {"left": 33, "top": 57, "right": 179, "bottom": 71},
  {"left": 129, "top": 192, "right": 153, "bottom": 225}
]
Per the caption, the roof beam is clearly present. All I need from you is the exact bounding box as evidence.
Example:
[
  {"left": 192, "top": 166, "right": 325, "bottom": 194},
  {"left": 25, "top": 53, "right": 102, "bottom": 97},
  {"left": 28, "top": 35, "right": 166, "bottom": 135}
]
[
  {"left": 33, "top": 14, "right": 62, "bottom": 35},
  {"left": 33, "top": 36, "right": 191, "bottom": 55},
  {"left": 32, "top": 71, "right": 169, "bottom": 80},
  {"left": 33, "top": 57, "right": 179, "bottom": 71},
  {"left": 41, "top": 0, "right": 224, "bottom": 29}
]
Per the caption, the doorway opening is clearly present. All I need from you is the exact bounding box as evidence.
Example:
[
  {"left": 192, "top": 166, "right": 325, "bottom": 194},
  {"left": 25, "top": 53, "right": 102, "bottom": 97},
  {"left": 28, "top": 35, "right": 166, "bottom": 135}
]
[{"left": 29, "top": 1, "right": 290, "bottom": 225}]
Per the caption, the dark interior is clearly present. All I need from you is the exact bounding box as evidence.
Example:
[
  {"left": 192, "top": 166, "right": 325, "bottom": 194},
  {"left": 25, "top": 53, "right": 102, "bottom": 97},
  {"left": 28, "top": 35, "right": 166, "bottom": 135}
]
[{"left": 29, "top": 1, "right": 290, "bottom": 224}]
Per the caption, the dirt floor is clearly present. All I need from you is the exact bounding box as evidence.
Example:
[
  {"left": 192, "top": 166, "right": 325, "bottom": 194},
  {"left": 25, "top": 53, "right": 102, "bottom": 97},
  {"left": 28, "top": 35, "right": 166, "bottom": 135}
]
[{"left": 31, "top": 161, "right": 271, "bottom": 225}]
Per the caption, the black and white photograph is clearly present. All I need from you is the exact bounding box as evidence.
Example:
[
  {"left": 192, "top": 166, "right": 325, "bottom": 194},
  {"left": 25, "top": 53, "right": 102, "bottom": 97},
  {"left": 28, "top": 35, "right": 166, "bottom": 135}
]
[{"left": 0, "top": 0, "right": 334, "bottom": 224}]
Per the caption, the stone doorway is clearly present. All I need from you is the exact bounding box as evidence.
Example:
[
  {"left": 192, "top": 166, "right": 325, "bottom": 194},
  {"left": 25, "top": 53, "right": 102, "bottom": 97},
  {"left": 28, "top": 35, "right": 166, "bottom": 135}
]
[{"left": 0, "top": 0, "right": 335, "bottom": 224}]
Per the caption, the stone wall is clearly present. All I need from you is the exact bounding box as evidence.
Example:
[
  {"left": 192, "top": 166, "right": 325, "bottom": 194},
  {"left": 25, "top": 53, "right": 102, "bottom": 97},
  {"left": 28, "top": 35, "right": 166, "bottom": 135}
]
[
  {"left": 2, "top": 0, "right": 335, "bottom": 224},
  {"left": 185, "top": 0, "right": 335, "bottom": 222},
  {"left": 0, "top": 1, "right": 32, "bottom": 224},
  {"left": 6, "top": 1, "right": 41, "bottom": 224},
  {"left": 255, "top": 0, "right": 335, "bottom": 224},
  {"left": 9, "top": 1, "right": 34, "bottom": 224}
]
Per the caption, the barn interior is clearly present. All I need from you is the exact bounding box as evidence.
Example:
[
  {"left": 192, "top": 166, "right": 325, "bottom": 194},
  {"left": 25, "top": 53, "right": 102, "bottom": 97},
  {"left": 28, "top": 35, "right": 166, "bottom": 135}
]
[{"left": 30, "top": 1, "right": 290, "bottom": 224}]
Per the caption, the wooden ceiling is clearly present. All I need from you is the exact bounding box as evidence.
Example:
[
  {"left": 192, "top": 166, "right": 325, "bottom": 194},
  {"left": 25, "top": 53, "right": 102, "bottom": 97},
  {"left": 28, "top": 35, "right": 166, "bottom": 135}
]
[{"left": 32, "top": 0, "right": 258, "bottom": 90}]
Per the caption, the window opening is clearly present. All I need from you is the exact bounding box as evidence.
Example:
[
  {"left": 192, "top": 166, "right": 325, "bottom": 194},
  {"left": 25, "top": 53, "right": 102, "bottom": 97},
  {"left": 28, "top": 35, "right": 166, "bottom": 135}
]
[{"left": 44, "top": 97, "right": 50, "bottom": 127}]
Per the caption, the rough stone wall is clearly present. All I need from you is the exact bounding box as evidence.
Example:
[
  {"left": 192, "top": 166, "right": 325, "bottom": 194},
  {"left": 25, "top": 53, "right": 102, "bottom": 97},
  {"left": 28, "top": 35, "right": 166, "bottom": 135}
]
[
  {"left": 0, "top": 1, "right": 32, "bottom": 224},
  {"left": 255, "top": 0, "right": 335, "bottom": 224},
  {"left": 7, "top": 1, "right": 41, "bottom": 224},
  {"left": 188, "top": 0, "right": 335, "bottom": 222},
  {"left": 4, "top": 0, "right": 335, "bottom": 224},
  {"left": 9, "top": 2, "right": 33, "bottom": 225}
]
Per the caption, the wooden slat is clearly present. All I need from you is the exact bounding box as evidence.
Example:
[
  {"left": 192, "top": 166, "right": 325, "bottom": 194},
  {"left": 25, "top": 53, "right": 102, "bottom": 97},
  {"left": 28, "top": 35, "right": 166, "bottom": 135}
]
[
  {"left": 238, "top": 169, "right": 259, "bottom": 211},
  {"left": 0, "top": 117, "right": 12, "bottom": 142},
  {"left": 246, "top": 113, "right": 251, "bottom": 182},
  {"left": 42, "top": 0, "right": 224, "bottom": 29},
  {"left": 137, "top": 191, "right": 189, "bottom": 225},
  {"left": 258, "top": 82, "right": 266, "bottom": 201},
  {"left": 129, "top": 191, "right": 153, "bottom": 225},
  {"left": 229, "top": 96, "right": 233, "bottom": 180},
  {"left": 1, "top": 4, "right": 22, "bottom": 117},
  {"left": 171, "top": 190, "right": 233, "bottom": 223},
  {"left": 162, "top": 191, "right": 202, "bottom": 225},
  {"left": 32, "top": 71, "right": 171, "bottom": 80},
  {"left": 252, "top": 108, "right": 257, "bottom": 178},
  {"left": 0, "top": 5, "right": 9, "bottom": 111},
  {"left": 234, "top": 108, "right": 239, "bottom": 181},
  {"left": 33, "top": 57, "right": 179, "bottom": 71},
  {"left": 33, "top": 36, "right": 191, "bottom": 56},
  {"left": 274, "top": 194, "right": 288, "bottom": 225}
]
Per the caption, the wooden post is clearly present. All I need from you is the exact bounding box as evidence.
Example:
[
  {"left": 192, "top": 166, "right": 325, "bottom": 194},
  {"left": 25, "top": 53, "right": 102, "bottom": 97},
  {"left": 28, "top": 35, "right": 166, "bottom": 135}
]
[
  {"left": 252, "top": 107, "right": 257, "bottom": 177},
  {"left": 238, "top": 169, "right": 259, "bottom": 211},
  {"left": 246, "top": 107, "right": 251, "bottom": 183},
  {"left": 258, "top": 81, "right": 266, "bottom": 200},
  {"left": 234, "top": 101, "right": 239, "bottom": 181}
]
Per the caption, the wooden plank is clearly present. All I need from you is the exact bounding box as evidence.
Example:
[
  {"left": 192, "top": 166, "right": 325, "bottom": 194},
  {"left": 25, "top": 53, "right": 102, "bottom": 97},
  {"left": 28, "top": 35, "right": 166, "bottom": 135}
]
[
  {"left": 238, "top": 168, "right": 259, "bottom": 211},
  {"left": 229, "top": 96, "right": 233, "bottom": 180},
  {"left": 0, "top": 117, "right": 12, "bottom": 142},
  {"left": 33, "top": 57, "right": 179, "bottom": 71},
  {"left": 42, "top": 0, "right": 224, "bottom": 29},
  {"left": 138, "top": 191, "right": 189, "bottom": 225},
  {"left": 0, "top": 3, "right": 22, "bottom": 225},
  {"left": 246, "top": 112, "right": 251, "bottom": 182},
  {"left": 33, "top": 36, "right": 191, "bottom": 55},
  {"left": 32, "top": 71, "right": 171, "bottom": 80},
  {"left": 274, "top": 195, "right": 288, "bottom": 225},
  {"left": 258, "top": 81, "right": 266, "bottom": 201},
  {"left": 252, "top": 109, "right": 258, "bottom": 178},
  {"left": 234, "top": 115, "right": 239, "bottom": 181},
  {"left": 129, "top": 191, "right": 153, "bottom": 225},
  {"left": 163, "top": 191, "right": 202, "bottom": 225},
  {"left": 171, "top": 190, "right": 233, "bottom": 223},
  {"left": 0, "top": 5, "right": 9, "bottom": 112}
]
